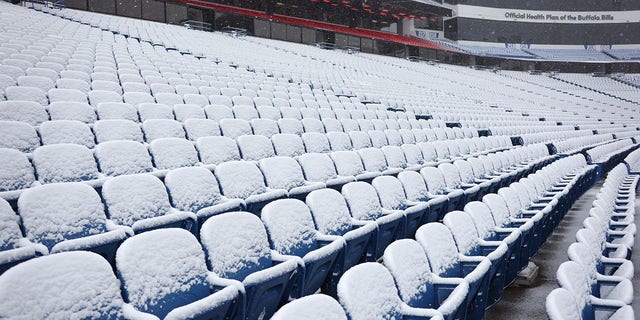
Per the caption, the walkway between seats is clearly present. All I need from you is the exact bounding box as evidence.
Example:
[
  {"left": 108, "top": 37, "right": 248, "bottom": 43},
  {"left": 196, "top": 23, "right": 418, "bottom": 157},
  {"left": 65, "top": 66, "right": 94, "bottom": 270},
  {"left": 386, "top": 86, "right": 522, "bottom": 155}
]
[{"left": 485, "top": 181, "right": 610, "bottom": 319}]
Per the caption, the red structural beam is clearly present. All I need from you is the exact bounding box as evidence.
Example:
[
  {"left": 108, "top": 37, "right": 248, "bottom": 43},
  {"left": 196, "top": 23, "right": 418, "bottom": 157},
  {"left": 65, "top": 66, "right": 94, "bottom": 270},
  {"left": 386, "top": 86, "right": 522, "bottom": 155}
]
[{"left": 172, "top": 0, "right": 457, "bottom": 52}]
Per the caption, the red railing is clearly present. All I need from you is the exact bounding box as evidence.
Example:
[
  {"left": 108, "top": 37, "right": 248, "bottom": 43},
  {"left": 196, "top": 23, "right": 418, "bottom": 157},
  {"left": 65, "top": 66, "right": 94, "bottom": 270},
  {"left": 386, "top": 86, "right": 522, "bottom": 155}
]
[{"left": 172, "top": 0, "right": 457, "bottom": 52}]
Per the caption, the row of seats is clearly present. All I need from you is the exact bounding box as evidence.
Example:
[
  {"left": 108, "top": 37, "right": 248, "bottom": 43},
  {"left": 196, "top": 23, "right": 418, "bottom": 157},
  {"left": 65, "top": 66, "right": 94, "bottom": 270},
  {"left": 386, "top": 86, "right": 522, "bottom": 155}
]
[
  {"left": 546, "top": 163, "right": 637, "bottom": 320},
  {"left": 0, "top": 147, "right": 575, "bottom": 320},
  {"left": 624, "top": 148, "right": 640, "bottom": 174},
  {"left": 551, "top": 134, "right": 614, "bottom": 155},
  {"left": 585, "top": 138, "right": 638, "bottom": 174},
  {"left": 274, "top": 152, "right": 599, "bottom": 320},
  {"left": 0, "top": 130, "right": 517, "bottom": 197}
]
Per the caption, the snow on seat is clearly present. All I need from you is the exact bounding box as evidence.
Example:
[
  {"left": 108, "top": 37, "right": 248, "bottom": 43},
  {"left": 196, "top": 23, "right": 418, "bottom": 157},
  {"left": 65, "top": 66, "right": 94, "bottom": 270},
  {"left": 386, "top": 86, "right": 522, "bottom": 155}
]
[
  {"left": 219, "top": 118, "right": 252, "bottom": 139},
  {"left": 261, "top": 199, "right": 344, "bottom": 296},
  {"left": 115, "top": 228, "right": 241, "bottom": 319},
  {"left": 17, "top": 75, "right": 54, "bottom": 91},
  {"left": 383, "top": 239, "right": 470, "bottom": 320},
  {"left": 0, "top": 148, "right": 35, "bottom": 195},
  {"left": 237, "top": 134, "right": 276, "bottom": 161},
  {"left": 0, "top": 120, "right": 40, "bottom": 153},
  {"left": 557, "top": 260, "right": 633, "bottom": 308},
  {"left": 277, "top": 118, "right": 304, "bottom": 135},
  {"left": 415, "top": 223, "right": 492, "bottom": 320},
  {"left": 301, "top": 118, "right": 326, "bottom": 133},
  {"left": 373, "top": 176, "right": 430, "bottom": 237},
  {"left": 91, "top": 80, "right": 122, "bottom": 94},
  {"left": 233, "top": 105, "right": 259, "bottom": 121},
  {"left": 250, "top": 118, "right": 280, "bottom": 137},
  {"left": 327, "top": 132, "right": 353, "bottom": 151},
  {"left": 306, "top": 188, "right": 377, "bottom": 281},
  {"left": 358, "top": 147, "right": 401, "bottom": 176},
  {"left": 204, "top": 104, "right": 234, "bottom": 122},
  {"left": 149, "top": 138, "right": 199, "bottom": 170},
  {"left": 102, "top": 174, "right": 197, "bottom": 234},
  {"left": 47, "top": 101, "right": 96, "bottom": 123},
  {"left": 196, "top": 136, "right": 240, "bottom": 166},
  {"left": 331, "top": 150, "right": 381, "bottom": 182},
  {"left": 94, "top": 120, "right": 144, "bottom": 143},
  {"left": 95, "top": 140, "right": 153, "bottom": 176},
  {"left": 96, "top": 102, "right": 138, "bottom": 121},
  {"left": 200, "top": 212, "right": 299, "bottom": 319},
  {"left": 259, "top": 156, "right": 325, "bottom": 200},
  {"left": 0, "top": 100, "right": 48, "bottom": 125},
  {"left": 165, "top": 166, "right": 243, "bottom": 226},
  {"left": 137, "top": 103, "right": 173, "bottom": 121},
  {"left": 5, "top": 86, "right": 47, "bottom": 105},
  {"left": 39, "top": 120, "right": 95, "bottom": 148},
  {"left": 142, "top": 119, "right": 185, "bottom": 141},
  {"left": 421, "top": 166, "right": 464, "bottom": 211},
  {"left": 32, "top": 144, "right": 99, "bottom": 184},
  {"left": 323, "top": 118, "right": 343, "bottom": 132},
  {"left": 0, "top": 197, "right": 46, "bottom": 274},
  {"left": 154, "top": 92, "right": 184, "bottom": 107},
  {"left": 0, "top": 251, "right": 138, "bottom": 319},
  {"left": 271, "top": 294, "right": 347, "bottom": 320},
  {"left": 297, "top": 152, "right": 354, "bottom": 189},
  {"left": 215, "top": 160, "right": 287, "bottom": 214},
  {"left": 184, "top": 119, "right": 220, "bottom": 140},
  {"left": 17, "top": 183, "right": 128, "bottom": 258},
  {"left": 568, "top": 241, "right": 634, "bottom": 281},
  {"left": 123, "top": 91, "right": 155, "bottom": 106},
  {"left": 440, "top": 163, "right": 481, "bottom": 203},
  {"left": 337, "top": 262, "right": 444, "bottom": 320},
  {"left": 47, "top": 88, "right": 88, "bottom": 103},
  {"left": 368, "top": 130, "right": 389, "bottom": 148},
  {"left": 342, "top": 181, "right": 406, "bottom": 259},
  {"left": 271, "top": 133, "right": 305, "bottom": 157},
  {"left": 442, "top": 210, "right": 510, "bottom": 305},
  {"left": 173, "top": 104, "right": 205, "bottom": 122},
  {"left": 256, "top": 105, "right": 281, "bottom": 120},
  {"left": 89, "top": 90, "right": 123, "bottom": 107},
  {"left": 302, "top": 132, "right": 331, "bottom": 153}
]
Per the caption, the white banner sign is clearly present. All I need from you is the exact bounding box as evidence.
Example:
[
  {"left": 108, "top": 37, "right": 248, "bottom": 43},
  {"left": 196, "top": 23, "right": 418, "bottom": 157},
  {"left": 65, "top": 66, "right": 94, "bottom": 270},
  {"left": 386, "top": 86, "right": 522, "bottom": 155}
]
[{"left": 456, "top": 5, "right": 640, "bottom": 24}]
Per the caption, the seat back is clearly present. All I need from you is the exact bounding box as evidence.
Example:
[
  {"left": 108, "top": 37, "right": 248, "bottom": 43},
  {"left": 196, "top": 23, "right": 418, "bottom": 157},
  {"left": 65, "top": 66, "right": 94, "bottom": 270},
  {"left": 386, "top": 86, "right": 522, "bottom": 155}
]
[
  {"left": 33, "top": 144, "right": 99, "bottom": 184},
  {"left": 383, "top": 239, "right": 435, "bottom": 308},
  {"left": 482, "top": 194, "right": 511, "bottom": 226},
  {"left": 102, "top": 174, "right": 172, "bottom": 227},
  {"left": 39, "top": 120, "right": 95, "bottom": 148},
  {"left": 421, "top": 167, "right": 447, "bottom": 195},
  {"left": 306, "top": 188, "right": 352, "bottom": 236},
  {"left": 0, "top": 120, "right": 40, "bottom": 152},
  {"left": 327, "top": 132, "right": 353, "bottom": 151},
  {"left": 302, "top": 132, "right": 331, "bottom": 153},
  {"left": 116, "top": 229, "right": 211, "bottom": 319},
  {"left": 415, "top": 223, "right": 462, "bottom": 277},
  {"left": 0, "top": 148, "right": 35, "bottom": 192},
  {"left": 259, "top": 156, "right": 306, "bottom": 190},
  {"left": 545, "top": 288, "right": 582, "bottom": 320},
  {"left": 261, "top": 199, "right": 319, "bottom": 257},
  {"left": 149, "top": 138, "right": 199, "bottom": 170},
  {"left": 272, "top": 133, "right": 305, "bottom": 157},
  {"left": 463, "top": 201, "right": 497, "bottom": 239},
  {"left": 337, "top": 263, "right": 403, "bottom": 320},
  {"left": 215, "top": 161, "right": 266, "bottom": 199},
  {"left": 358, "top": 148, "right": 389, "bottom": 173},
  {"left": 298, "top": 153, "right": 339, "bottom": 182},
  {"left": 342, "top": 182, "right": 384, "bottom": 220},
  {"left": 442, "top": 211, "right": 481, "bottom": 256},
  {"left": 196, "top": 136, "right": 240, "bottom": 165},
  {"left": 238, "top": 134, "right": 275, "bottom": 161},
  {"left": 0, "top": 197, "right": 26, "bottom": 251},
  {"left": 398, "top": 171, "right": 430, "bottom": 202},
  {"left": 0, "top": 251, "right": 125, "bottom": 319},
  {"left": 331, "top": 151, "right": 365, "bottom": 176},
  {"left": 271, "top": 294, "right": 347, "bottom": 320},
  {"left": 439, "top": 163, "right": 462, "bottom": 189},
  {"left": 95, "top": 140, "right": 153, "bottom": 176},
  {"left": 19, "top": 183, "right": 108, "bottom": 250},
  {"left": 165, "top": 167, "right": 222, "bottom": 212},
  {"left": 372, "top": 176, "right": 408, "bottom": 210},
  {"left": 201, "top": 212, "right": 272, "bottom": 281}
]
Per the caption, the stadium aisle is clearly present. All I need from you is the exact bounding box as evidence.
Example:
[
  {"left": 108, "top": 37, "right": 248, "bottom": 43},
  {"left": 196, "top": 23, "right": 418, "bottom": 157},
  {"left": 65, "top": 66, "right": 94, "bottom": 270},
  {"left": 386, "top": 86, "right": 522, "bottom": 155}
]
[{"left": 485, "top": 182, "right": 605, "bottom": 319}]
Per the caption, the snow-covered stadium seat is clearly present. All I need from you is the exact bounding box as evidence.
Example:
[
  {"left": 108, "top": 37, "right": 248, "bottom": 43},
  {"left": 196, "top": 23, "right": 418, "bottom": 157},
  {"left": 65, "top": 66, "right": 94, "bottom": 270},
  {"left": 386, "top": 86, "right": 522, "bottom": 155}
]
[
  {"left": 0, "top": 120, "right": 40, "bottom": 152},
  {"left": 95, "top": 140, "right": 153, "bottom": 176},
  {"left": 39, "top": 120, "right": 95, "bottom": 148},
  {"left": 196, "top": 136, "right": 241, "bottom": 166},
  {"left": 200, "top": 212, "right": 299, "bottom": 319},
  {"left": 271, "top": 294, "right": 347, "bottom": 320},
  {"left": 261, "top": 199, "right": 344, "bottom": 296},
  {"left": 298, "top": 153, "right": 356, "bottom": 190},
  {"left": 116, "top": 228, "right": 241, "bottom": 319},
  {"left": 32, "top": 144, "right": 99, "bottom": 184}
]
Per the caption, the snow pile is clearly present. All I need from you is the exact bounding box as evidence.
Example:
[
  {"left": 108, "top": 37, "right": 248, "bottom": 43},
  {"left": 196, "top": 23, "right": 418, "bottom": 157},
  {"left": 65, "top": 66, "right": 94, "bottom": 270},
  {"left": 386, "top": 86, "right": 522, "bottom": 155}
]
[
  {"left": 39, "top": 120, "right": 96, "bottom": 148},
  {"left": 261, "top": 199, "right": 318, "bottom": 256},
  {"left": 165, "top": 167, "right": 222, "bottom": 213},
  {"left": 200, "top": 212, "right": 271, "bottom": 281},
  {"left": 95, "top": 140, "right": 153, "bottom": 176},
  {"left": 32, "top": 144, "right": 99, "bottom": 184},
  {"left": 18, "top": 183, "right": 107, "bottom": 250},
  {"left": 0, "top": 100, "right": 49, "bottom": 125},
  {"left": 0, "top": 121, "right": 40, "bottom": 153},
  {"left": 337, "top": 263, "right": 403, "bottom": 320},
  {"left": 259, "top": 157, "right": 305, "bottom": 190},
  {"left": 102, "top": 174, "right": 172, "bottom": 227},
  {"left": 0, "top": 251, "right": 125, "bottom": 319},
  {"left": 272, "top": 134, "right": 305, "bottom": 157},
  {"left": 93, "top": 120, "right": 144, "bottom": 143},
  {"left": 0, "top": 148, "right": 36, "bottom": 192},
  {"left": 306, "top": 189, "right": 352, "bottom": 236},
  {"left": 237, "top": 135, "right": 275, "bottom": 161},
  {"left": 149, "top": 138, "right": 199, "bottom": 170},
  {"left": 197, "top": 136, "right": 240, "bottom": 165},
  {"left": 342, "top": 182, "right": 382, "bottom": 220},
  {"left": 47, "top": 102, "right": 96, "bottom": 123},
  {"left": 116, "top": 228, "right": 210, "bottom": 319},
  {"left": 184, "top": 119, "right": 220, "bottom": 140},
  {"left": 215, "top": 161, "right": 266, "bottom": 199}
]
